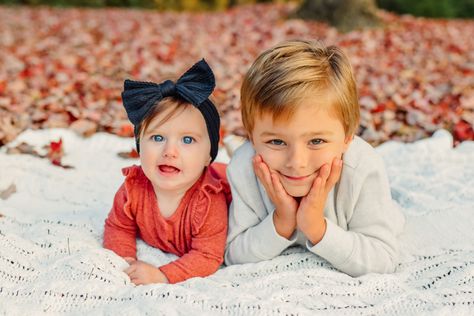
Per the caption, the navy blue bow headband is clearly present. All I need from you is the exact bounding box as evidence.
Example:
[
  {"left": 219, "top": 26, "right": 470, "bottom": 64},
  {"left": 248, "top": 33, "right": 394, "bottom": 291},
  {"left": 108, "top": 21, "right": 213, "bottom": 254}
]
[{"left": 122, "top": 59, "right": 220, "bottom": 162}]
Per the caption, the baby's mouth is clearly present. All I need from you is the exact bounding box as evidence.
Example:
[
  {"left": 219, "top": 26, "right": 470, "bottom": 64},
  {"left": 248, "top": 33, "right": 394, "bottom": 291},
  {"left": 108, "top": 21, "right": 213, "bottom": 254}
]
[{"left": 158, "top": 165, "right": 181, "bottom": 174}]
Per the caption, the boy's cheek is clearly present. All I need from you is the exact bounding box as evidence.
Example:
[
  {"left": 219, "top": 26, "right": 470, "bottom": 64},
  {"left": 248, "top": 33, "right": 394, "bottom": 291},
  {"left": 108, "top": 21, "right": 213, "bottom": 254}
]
[{"left": 254, "top": 148, "right": 279, "bottom": 171}]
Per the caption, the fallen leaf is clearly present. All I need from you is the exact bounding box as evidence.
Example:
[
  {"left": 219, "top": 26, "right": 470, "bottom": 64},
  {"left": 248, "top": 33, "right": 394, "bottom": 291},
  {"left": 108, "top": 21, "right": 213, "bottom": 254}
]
[
  {"left": 0, "top": 5, "right": 473, "bottom": 146},
  {"left": 117, "top": 148, "right": 139, "bottom": 159},
  {"left": 70, "top": 119, "right": 98, "bottom": 137},
  {"left": 47, "top": 138, "right": 64, "bottom": 166},
  {"left": 453, "top": 120, "right": 474, "bottom": 142},
  {"left": 6, "top": 142, "right": 44, "bottom": 158},
  {"left": 45, "top": 138, "right": 74, "bottom": 168},
  {"left": 0, "top": 183, "right": 17, "bottom": 200}
]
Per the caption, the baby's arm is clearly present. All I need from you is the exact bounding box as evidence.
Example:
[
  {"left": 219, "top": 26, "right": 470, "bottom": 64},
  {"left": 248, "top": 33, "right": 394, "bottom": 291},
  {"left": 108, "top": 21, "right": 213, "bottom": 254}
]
[
  {"left": 103, "top": 184, "right": 138, "bottom": 259},
  {"left": 308, "top": 157, "right": 404, "bottom": 276},
  {"left": 158, "top": 193, "right": 228, "bottom": 284}
]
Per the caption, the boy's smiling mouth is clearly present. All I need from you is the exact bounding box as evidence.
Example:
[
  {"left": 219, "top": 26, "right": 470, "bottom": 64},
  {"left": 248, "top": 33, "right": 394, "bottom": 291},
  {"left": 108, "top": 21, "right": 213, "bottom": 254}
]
[{"left": 280, "top": 171, "right": 316, "bottom": 181}]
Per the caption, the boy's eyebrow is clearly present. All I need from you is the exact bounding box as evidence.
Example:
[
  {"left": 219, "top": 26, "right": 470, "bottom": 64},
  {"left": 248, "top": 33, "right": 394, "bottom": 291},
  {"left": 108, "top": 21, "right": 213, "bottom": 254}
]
[
  {"left": 259, "top": 131, "right": 335, "bottom": 137},
  {"left": 259, "top": 131, "right": 280, "bottom": 137},
  {"left": 302, "top": 131, "right": 335, "bottom": 137}
]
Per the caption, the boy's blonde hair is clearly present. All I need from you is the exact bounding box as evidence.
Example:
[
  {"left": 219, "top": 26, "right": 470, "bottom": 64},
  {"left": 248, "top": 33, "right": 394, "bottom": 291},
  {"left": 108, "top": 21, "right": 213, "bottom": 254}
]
[{"left": 241, "top": 40, "right": 360, "bottom": 136}]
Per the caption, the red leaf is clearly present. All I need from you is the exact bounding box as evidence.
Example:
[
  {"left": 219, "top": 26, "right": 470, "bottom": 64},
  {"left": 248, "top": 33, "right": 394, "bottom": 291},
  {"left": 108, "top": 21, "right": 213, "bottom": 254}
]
[
  {"left": 48, "top": 138, "right": 64, "bottom": 166},
  {"left": 453, "top": 120, "right": 474, "bottom": 142},
  {"left": 118, "top": 123, "right": 135, "bottom": 138},
  {"left": 371, "top": 104, "right": 386, "bottom": 114}
]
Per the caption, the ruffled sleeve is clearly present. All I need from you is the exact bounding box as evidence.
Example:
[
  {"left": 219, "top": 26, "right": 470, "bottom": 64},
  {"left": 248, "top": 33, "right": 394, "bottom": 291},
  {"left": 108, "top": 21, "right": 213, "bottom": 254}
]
[{"left": 103, "top": 165, "right": 145, "bottom": 259}]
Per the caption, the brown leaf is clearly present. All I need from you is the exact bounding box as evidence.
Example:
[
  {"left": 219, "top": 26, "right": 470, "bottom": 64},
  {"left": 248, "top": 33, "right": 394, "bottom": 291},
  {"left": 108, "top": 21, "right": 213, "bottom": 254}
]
[
  {"left": 7, "top": 142, "right": 44, "bottom": 158},
  {"left": 0, "top": 183, "right": 16, "bottom": 200},
  {"left": 117, "top": 148, "right": 139, "bottom": 159},
  {"left": 70, "top": 119, "right": 98, "bottom": 137}
]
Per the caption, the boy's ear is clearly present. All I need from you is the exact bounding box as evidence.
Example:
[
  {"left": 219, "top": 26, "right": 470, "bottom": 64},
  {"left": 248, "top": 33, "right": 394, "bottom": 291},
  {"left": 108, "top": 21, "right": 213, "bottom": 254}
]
[
  {"left": 247, "top": 131, "right": 254, "bottom": 145},
  {"left": 342, "top": 134, "right": 354, "bottom": 153}
]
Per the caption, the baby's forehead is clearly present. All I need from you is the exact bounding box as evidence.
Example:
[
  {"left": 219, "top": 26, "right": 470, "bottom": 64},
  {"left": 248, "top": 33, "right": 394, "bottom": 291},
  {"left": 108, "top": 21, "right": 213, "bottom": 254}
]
[{"left": 144, "top": 106, "right": 207, "bottom": 134}]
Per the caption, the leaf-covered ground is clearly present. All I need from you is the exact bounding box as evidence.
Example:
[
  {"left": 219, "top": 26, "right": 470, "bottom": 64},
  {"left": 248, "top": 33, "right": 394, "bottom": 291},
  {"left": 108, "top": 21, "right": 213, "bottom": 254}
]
[{"left": 0, "top": 3, "right": 473, "bottom": 146}]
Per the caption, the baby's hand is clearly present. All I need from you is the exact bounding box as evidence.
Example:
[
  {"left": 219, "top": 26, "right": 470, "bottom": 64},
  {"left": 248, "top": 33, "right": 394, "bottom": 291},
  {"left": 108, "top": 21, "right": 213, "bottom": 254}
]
[
  {"left": 297, "top": 157, "right": 343, "bottom": 244},
  {"left": 124, "top": 257, "right": 136, "bottom": 264},
  {"left": 124, "top": 260, "right": 169, "bottom": 285},
  {"left": 253, "top": 155, "right": 298, "bottom": 239}
]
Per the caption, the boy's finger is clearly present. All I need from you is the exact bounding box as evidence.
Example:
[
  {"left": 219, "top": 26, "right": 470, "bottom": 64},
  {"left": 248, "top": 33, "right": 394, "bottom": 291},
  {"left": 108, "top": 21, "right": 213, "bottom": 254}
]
[
  {"left": 252, "top": 157, "right": 266, "bottom": 184},
  {"left": 319, "top": 164, "right": 330, "bottom": 182},
  {"left": 271, "top": 172, "right": 286, "bottom": 197},
  {"left": 254, "top": 156, "right": 274, "bottom": 193},
  {"left": 327, "top": 158, "right": 343, "bottom": 188},
  {"left": 308, "top": 175, "right": 323, "bottom": 200},
  {"left": 253, "top": 156, "right": 266, "bottom": 179}
]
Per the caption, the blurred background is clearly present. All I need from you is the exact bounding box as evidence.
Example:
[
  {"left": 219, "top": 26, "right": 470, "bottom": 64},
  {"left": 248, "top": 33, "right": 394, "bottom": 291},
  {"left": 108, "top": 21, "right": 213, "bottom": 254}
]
[{"left": 0, "top": 0, "right": 473, "bottom": 148}]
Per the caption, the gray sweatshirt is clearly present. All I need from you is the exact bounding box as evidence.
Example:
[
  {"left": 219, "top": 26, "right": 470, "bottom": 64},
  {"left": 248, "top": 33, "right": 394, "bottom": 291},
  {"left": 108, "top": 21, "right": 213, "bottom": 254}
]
[{"left": 225, "top": 136, "right": 405, "bottom": 277}]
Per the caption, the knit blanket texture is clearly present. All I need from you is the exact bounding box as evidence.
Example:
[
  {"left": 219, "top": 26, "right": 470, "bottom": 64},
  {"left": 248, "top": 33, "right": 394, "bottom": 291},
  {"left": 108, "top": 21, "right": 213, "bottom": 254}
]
[{"left": 0, "top": 129, "right": 473, "bottom": 315}]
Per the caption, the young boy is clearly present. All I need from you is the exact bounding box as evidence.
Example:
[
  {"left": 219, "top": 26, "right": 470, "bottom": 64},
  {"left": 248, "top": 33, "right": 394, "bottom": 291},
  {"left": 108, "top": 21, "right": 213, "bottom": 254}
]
[{"left": 225, "top": 40, "right": 405, "bottom": 277}]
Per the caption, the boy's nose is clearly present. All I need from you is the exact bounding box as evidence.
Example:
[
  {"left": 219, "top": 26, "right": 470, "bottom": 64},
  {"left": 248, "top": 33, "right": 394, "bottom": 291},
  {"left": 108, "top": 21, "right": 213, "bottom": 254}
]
[{"left": 286, "top": 146, "right": 308, "bottom": 170}]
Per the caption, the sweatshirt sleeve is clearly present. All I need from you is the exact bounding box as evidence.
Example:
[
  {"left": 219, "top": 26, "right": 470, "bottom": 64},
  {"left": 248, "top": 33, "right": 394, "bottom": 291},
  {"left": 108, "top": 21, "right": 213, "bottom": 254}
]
[
  {"left": 224, "top": 147, "right": 295, "bottom": 265},
  {"left": 307, "top": 156, "right": 405, "bottom": 276},
  {"left": 159, "top": 191, "right": 228, "bottom": 284},
  {"left": 103, "top": 183, "right": 138, "bottom": 259}
]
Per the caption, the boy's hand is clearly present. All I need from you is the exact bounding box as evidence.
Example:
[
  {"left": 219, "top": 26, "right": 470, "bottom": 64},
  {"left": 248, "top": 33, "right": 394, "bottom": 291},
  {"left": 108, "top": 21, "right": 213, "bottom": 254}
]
[
  {"left": 297, "top": 157, "right": 343, "bottom": 245},
  {"left": 253, "top": 155, "right": 298, "bottom": 239},
  {"left": 124, "top": 260, "right": 169, "bottom": 285}
]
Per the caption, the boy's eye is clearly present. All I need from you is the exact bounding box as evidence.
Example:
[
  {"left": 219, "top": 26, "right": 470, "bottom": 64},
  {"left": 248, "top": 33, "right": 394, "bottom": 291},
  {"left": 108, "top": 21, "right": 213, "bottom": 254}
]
[
  {"left": 310, "top": 138, "right": 325, "bottom": 145},
  {"left": 152, "top": 135, "right": 164, "bottom": 142},
  {"left": 182, "top": 136, "right": 195, "bottom": 144},
  {"left": 268, "top": 139, "right": 286, "bottom": 146}
]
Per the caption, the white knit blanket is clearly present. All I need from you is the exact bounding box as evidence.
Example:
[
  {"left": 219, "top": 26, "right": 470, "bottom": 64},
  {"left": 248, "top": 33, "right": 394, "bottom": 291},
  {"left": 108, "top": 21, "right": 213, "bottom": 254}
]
[{"left": 0, "top": 129, "right": 473, "bottom": 315}]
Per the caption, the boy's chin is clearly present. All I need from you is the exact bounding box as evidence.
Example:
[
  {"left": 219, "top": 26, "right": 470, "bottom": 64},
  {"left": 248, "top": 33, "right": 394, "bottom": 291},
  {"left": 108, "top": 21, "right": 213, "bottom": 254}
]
[{"left": 283, "top": 185, "right": 312, "bottom": 198}]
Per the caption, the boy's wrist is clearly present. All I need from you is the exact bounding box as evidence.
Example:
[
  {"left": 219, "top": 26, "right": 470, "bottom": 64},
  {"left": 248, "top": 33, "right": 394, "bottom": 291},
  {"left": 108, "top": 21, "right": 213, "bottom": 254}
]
[
  {"left": 304, "top": 218, "right": 327, "bottom": 245},
  {"left": 273, "top": 211, "right": 296, "bottom": 240}
]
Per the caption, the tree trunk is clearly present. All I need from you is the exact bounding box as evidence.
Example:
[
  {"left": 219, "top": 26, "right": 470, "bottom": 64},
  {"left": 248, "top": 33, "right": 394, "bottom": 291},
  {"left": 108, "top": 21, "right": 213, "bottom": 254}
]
[{"left": 294, "top": 0, "right": 382, "bottom": 32}]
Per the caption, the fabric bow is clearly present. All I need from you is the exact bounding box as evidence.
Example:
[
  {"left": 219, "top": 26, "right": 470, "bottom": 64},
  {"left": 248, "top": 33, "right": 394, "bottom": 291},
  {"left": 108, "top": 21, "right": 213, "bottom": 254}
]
[{"left": 121, "top": 59, "right": 216, "bottom": 126}]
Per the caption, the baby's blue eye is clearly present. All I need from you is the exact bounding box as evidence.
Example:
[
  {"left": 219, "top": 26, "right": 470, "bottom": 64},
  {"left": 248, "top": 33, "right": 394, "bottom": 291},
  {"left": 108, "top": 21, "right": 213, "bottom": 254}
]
[
  {"left": 182, "top": 136, "right": 194, "bottom": 144},
  {"left": 268, "top": 139, "right": 285, "bottom": 146},
  {"left": 152, "top": 135, "right": 164, "bottom": 142},
  {"left": 310, "top": 138, "right": 324, "bottom": 145}
]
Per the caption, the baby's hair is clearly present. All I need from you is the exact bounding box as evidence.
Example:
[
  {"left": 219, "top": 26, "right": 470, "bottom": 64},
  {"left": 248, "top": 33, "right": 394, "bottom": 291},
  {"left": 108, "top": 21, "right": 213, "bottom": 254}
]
[
  {"left": 137, "top": 97, "right": 191, "bottom": 139},
  {"left": 241, "top": 39, "right": 360, "bottom": 136}
]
